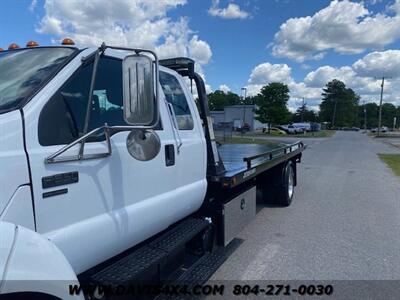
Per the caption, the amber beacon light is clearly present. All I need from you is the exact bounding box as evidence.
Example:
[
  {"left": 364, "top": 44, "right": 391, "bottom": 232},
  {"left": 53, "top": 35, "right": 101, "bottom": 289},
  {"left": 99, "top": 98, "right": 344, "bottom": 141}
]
[
  {"left": 61, "top": 38, "right": 75, "bottom": 45},
  {"left": 8, "top": 43, "right": 20, "bottom": 50},
  {"left": 26, "top": 41, "right": 39, "bottom": 47}
]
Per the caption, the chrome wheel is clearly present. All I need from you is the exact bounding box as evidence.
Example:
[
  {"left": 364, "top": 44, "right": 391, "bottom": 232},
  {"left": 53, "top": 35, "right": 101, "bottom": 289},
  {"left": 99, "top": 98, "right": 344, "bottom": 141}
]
[{"left": 288, "top": 166, "right": 294, "bottom": 200}]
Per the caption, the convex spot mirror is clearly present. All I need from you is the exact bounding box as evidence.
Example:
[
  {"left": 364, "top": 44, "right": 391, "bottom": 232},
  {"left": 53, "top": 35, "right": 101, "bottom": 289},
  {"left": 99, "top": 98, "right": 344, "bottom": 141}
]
[
  {"left": 122, "top": 54, "right": 159, "bottom": 127},
  {"left": 126, "top": 129, "right": 161, "bottom": 161}
]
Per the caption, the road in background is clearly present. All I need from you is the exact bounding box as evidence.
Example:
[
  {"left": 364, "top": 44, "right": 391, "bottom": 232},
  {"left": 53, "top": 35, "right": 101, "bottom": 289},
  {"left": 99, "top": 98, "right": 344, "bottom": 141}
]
[{"left": 213, "top": 131, "right": 400, "bottom": 280}]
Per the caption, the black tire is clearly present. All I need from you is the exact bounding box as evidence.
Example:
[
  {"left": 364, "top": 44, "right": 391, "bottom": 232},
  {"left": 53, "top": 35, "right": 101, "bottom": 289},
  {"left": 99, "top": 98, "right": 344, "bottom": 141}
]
[
  {"left": 258, "top": 161, "right": 295, "bottom": 207},
  {"left": 274, "top": 161, "right": 295, "bottom": 206}
]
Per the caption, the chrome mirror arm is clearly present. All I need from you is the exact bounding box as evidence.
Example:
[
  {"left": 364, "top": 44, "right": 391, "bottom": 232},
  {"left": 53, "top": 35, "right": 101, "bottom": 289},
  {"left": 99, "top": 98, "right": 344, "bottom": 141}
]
[
  {"left": 79, "top": 47, "right": 102, "bottom": 158},
  {"left": 45, "top": 124, "right": 135, "bottom": 164}
]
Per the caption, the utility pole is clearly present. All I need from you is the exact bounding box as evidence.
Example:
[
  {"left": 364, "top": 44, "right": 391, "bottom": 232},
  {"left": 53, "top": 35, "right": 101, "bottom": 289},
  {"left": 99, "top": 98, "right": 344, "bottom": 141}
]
[
  {"left": 363, "top": 100, "right": 367, "bottom": 132},
  {"left": 332, "top": 98, "right": 338, "bottom": 129},
  {"left": 377, "top": 77, "right": 385, "bottom": 137},
  {"left": 300, "top": 98, "right": 305, "bottom": 122}
]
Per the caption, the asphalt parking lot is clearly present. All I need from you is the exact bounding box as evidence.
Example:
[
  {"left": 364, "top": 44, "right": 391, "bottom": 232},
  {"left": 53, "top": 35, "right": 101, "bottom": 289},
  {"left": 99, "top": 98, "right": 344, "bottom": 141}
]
[{"left": 212, "top": 131, "right": 400, "bottom": 280}]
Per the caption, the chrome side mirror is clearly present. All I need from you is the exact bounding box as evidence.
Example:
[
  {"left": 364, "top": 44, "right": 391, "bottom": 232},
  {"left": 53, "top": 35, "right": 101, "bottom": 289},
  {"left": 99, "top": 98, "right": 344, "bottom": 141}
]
[
  {"left": 122, "top": 54, "right": 158, "bottom": 127},
  {"left": 126, "top": 129, "right": 161, "bottom": 161}
]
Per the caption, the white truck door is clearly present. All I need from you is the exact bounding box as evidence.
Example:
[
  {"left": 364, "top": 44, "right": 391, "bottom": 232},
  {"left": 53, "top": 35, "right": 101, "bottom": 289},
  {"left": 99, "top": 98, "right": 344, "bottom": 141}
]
[
  {"left": 159, "top": 70, "right": 207, "bottom": 194},
  {"left": 23, "top": 55, "right": 206, "bottom": 274}
]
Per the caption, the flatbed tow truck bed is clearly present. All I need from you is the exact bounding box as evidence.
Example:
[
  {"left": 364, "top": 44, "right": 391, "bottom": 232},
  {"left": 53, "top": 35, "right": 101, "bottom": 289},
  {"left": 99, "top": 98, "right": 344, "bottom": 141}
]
[{"left": 214, "top": 141, "right": 306, "bottom": 188}]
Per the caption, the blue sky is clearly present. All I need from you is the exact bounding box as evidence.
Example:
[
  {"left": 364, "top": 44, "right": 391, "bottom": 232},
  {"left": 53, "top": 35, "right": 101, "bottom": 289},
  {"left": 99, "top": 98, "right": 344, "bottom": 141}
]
[{"left": 1, "top": 0, "right": 400, "bottom": 110}]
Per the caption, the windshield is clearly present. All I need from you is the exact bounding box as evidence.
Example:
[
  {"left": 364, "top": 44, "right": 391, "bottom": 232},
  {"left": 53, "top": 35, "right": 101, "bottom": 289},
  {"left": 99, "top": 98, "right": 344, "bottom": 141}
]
[{"left": 0, "top": 47, "right": 77, "bottom": 113}]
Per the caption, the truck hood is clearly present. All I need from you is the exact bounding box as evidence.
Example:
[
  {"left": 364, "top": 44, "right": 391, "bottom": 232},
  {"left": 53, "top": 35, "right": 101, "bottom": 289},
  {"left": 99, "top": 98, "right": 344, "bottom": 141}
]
[{"left": 0, "top": 110, "right": 30, "bottom": 216}]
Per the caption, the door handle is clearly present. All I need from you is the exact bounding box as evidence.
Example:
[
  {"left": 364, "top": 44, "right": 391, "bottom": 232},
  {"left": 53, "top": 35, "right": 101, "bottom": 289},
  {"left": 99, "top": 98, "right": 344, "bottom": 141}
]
[{"left": 165, "top": 144, "right": 175, "bottom": 166}]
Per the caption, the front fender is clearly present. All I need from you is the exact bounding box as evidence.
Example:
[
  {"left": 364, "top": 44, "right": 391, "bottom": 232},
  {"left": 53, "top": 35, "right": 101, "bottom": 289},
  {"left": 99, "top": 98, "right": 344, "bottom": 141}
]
[{"left": 0, "top": 222, "right": 84, "bottom": 300}]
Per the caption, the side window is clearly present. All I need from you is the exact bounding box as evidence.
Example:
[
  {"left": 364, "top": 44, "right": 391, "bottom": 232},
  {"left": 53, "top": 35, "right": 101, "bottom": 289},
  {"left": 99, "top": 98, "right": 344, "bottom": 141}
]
[
  {"left": 39, "top": 57, "right": 125, "bottom": 146},
  {"left": 160, "top": 71, "right": 194, "bottom": 130}
]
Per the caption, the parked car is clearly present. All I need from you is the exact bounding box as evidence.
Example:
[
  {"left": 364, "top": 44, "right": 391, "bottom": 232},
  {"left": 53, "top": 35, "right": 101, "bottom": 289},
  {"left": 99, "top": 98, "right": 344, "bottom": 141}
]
[
  {"left": 278, "top": 125, "right": 296, "bottom": 134},
  {"left": 291, "top": 125, "right": 305, "bottom": 134},
  {"left": 292, "top": 122, "right": 311, "bottom": 132},
  {"left": 240, "top": 122, "right": 250, "bottom": 132},
  {"left": 265, "top": 127, "right": 287, "bottom": 135},
  {"left": 371, "top": 127, "right": 388, "bottom": 133}
]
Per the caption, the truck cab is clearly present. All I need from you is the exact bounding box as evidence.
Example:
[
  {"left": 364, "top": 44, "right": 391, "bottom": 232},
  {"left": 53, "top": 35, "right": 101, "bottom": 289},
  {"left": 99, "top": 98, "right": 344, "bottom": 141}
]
[{"left": 0, "top": 42, "right": 305, "bottom": 299}]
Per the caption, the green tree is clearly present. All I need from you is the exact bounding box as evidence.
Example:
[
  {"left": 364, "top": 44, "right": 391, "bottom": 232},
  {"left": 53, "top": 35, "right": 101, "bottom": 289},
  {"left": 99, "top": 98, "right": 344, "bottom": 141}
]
[
  {"left": 319, "top": 79, "right": 359, "bottom": 128},
  {"left": 358, "top": 102, "right": 378, "bottom": 128},
  {"left": 242, "top": 95, "right": 257, "bottom": 105},
  {"left": 381, "top": 103, "right": 398, "bottom": 128},
  {"left": 255, "top": 82, "right": 291, "bottom": 126},
  {"left": 357, "top": 102, "right": 400, "bottom": 129},
  {"left": 293, "top": 103, "right": 318, "bottom": 122},
  {"left": 207, "top": 90, "right": 241, "bottom": 111}
]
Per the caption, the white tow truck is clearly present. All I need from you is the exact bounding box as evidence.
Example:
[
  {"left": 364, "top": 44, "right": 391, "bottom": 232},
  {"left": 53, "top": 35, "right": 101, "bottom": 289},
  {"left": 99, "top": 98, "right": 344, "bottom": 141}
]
[{"left": 0, "top": 41, "right": 306, "bottom": 299}]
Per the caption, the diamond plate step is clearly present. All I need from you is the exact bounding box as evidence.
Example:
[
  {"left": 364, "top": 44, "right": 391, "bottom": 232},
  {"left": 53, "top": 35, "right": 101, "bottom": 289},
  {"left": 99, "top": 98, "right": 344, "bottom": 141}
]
[
  {"left": 177, "top": 247, "right": 228, "bottom": 283},
  {"left": 91, "top": 246, "right": 165, "bottom": 285},
  {"left": 155, "top": 247, "right": 230, "bottom": 300},
  {"left": 90, "top": 218, "right": 210, "bottom": 285},
  {"left": 149, "top": 218, "right": 210, "bottom": 253}
]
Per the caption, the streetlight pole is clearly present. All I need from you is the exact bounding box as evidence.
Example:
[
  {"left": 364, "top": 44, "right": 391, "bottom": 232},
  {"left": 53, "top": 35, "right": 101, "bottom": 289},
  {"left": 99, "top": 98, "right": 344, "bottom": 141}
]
[
  {"left": 241, "top": 87, "right": 247, "bottom": 135},
  {"left": 377, "top": 77, "right": 385, "bottom": 137}
]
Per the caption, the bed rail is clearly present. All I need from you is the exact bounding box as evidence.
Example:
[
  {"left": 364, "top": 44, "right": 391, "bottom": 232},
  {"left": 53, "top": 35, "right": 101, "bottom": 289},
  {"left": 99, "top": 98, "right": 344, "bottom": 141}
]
[{"left": 243, "top": 141, "right": 305, "bottom": 169}]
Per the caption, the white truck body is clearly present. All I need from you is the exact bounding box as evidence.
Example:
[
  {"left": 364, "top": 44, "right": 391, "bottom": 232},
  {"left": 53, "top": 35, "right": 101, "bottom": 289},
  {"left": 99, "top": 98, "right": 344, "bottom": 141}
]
[
  {"left": 23, "top": 49, "right": 207, "bottom": 274},
  {"left": 0, "top": 44, "right": 305, "bottom": 299},
  {"left": 0, "top": 47, "right": 206, "bottom": 298}
]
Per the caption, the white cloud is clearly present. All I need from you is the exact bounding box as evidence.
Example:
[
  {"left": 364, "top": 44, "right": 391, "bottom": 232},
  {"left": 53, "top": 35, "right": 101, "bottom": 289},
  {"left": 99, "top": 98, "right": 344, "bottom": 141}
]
[
  {"left": 243, "top": 47, "right": 400, "bottom": 111},
  {"left": 188, "top": 35, "right": 212, "bottom": 65},
  {"left": 37, "top": 15, "right": 64, "bottom": 35},
  {"left": 37, "top": 0, "right": 212, "bottom": 64},
  {"left": 272, "top": 0, "right": 400, "bottom": 62},
  {"left": 244, "top": 62, "right": 319, "bottom": 106},
  {"left": 288, "top": 82, "right": 321, "bottom": 100},
  {"left": 305, "top": 66, "right": 354, "bottom": 88},
  {"left": 208, "top": 0, "right": 250, "bottom": 19},
  {"left": 248, "top": 62, "right": 292, "bottom": 85},
  {"left": 245, "top": 62, "right": 293, "bottom": 97},
  {"left": 352, "top": 50, "right": 400, "bottom": 78},
  {"left": 219, "top": 84, "right": 231, "bottom": 93},
  {"left": 304, "top": 65, "right": 381, "bottom": 95},
  {"left": 29, "top": 0, "right": 37, "bottom": 11},
  {"left": 36, "top": 0, "right": 214, "bottom": 90}
]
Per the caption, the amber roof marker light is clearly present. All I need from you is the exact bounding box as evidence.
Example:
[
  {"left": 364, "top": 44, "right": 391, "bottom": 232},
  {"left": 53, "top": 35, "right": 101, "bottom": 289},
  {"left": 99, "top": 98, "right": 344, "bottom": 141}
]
[
  {"left": 61, "top": 38, "right": 75, "bottom": 45},
  {"left": 8, "top": 43, "right": 20, "bottom": 50},
  {"left": 26, "top": 41, "right": 39, "bottom": 48}
]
